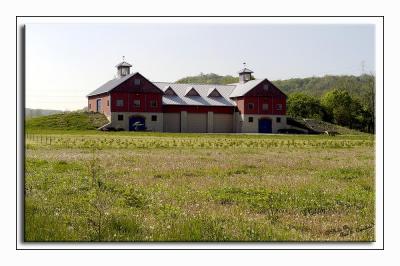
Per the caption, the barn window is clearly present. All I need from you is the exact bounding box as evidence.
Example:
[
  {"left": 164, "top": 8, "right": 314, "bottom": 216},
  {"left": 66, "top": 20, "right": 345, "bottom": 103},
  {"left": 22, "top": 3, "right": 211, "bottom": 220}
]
[
  {"left": 185, "top": 87, "right": 200, "bottom": 97},
  {"left": 134, "top": 99, "right": 141, "bottom": 108},
  {"left": 150, "top": 100, "right": 157, "bottom": 108},
  {"left": 164, "top": 86, "right": 177, "bottom": 96},
  {"left": 208, "top": 88, "right": 222, "bottom": 97},
  {"left": 262, "top": 103, "right": 269, "bottom": 111},
  {"left": 276, "top": 117, "right": 281, "bottom": 123},
  {"left": 276, "top": 104, "right": 282, "bottom": 111},
  {"left": 151, "top": 115, "right": 157, "bottom": 121},
  {"left": 248, "top": 103, "right": 254, "bottom": 110},
  {"left": 248, "top": 117, "right": 254, "bottom": 123},
  {"left": 134, "top": 79, "right": 141, "bottom": 85},
  {"left": 116, "top": 99, "right": 124, "bottom": 107},
  {"left": 263, "top": 84, "right": 269, "bottom": 91},
  {"left": 118, "top": 114, "right": 124, "bottom": 121}
]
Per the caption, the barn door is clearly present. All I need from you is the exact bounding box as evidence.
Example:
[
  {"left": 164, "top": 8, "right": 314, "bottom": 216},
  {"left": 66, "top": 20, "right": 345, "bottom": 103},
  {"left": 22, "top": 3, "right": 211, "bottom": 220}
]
[
  {"left": 96, "top": 99, "right": 102, "bottom": 112},
  {"left": 129, "top": 116, "right": 146, "bottom": 131},
  {"left": 258, "top": 118, "right": 272, "bottom": 133}
]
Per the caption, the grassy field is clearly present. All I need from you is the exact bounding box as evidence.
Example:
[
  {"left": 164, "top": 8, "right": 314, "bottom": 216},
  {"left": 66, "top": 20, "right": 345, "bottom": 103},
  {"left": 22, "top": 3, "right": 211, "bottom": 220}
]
[{"left": 25, "top": 131, "right": 375, "bottom": 241}]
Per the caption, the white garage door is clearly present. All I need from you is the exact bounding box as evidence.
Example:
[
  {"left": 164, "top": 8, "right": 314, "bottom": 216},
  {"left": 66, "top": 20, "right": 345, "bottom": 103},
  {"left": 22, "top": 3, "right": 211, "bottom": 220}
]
[
  {"left": 163, "top": 113, "right": 180, "bottom": 132},
  {"left": 213, "top": 113, "right": 233, "bottom": 133},
  {"left": 187, "top": 113, "right": 207, "bottom": 133}
]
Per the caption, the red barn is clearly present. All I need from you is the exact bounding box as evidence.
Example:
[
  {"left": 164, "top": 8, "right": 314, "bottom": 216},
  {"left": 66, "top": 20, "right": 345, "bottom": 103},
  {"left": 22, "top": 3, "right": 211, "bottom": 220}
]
[{"left": 87, "top": 60, "right": 288, "bottom": 133}]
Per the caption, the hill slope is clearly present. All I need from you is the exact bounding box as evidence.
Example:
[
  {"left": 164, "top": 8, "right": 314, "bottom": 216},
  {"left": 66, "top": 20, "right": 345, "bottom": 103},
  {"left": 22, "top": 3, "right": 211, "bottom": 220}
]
[
  {"left": 26, "top": 112, "right": 109, "bottom": 131},
  {"left": 287, "top": 117, "right": 366, "bottom": 135},
  {"left": 273, "top": 74, "right": 374, "bottom": 98},
  {"left": 175, "top": 73, "right": 375, "bottom": 99}
]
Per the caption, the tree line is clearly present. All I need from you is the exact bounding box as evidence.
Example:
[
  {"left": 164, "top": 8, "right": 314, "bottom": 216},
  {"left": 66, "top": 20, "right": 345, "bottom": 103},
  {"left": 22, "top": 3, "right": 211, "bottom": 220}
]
[{"left": 287, "top": 85, "right": 375, "bottom": 133}]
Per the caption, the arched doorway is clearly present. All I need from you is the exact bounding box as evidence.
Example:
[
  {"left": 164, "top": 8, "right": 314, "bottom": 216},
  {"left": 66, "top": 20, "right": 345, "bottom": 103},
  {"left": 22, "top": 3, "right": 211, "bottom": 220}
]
[
  {"left": 258, "top": 118, "right": 272, "bottom": 133},
  {"left": 129, "top": 115, "right": 146, "bottom": 131}
]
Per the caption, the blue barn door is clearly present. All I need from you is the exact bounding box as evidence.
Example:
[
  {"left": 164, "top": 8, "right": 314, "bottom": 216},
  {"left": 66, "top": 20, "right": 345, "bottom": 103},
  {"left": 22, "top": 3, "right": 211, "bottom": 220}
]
[
  {"left": 258, "top": 118, "right": 272, "bottom": 133},
  {"left": 129, "top": 116, "right": 146, "bottom": 131}
]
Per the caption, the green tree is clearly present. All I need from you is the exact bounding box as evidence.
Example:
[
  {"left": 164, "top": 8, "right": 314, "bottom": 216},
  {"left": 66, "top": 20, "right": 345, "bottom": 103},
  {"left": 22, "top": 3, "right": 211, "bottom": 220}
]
[
  {"left": 321, "top": 88, "right": 363, "bottom": 128},
  {"left": 287, "top": 93, "right": 325, "bottom": 120}
]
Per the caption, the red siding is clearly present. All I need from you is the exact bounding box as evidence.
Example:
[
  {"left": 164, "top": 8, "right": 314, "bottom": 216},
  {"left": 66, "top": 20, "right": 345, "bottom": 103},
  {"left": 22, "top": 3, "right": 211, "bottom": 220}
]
[
  {"left": 108, "top": 72, "right": 164, "bottom": 113},
  {"left": 163, "top": 105, "right": 234, "bottom": 114},
  {"left": 112, "top": 73, "right": 163, "bottom": 94},
  {"left": 235, "top": 80, "right": 287, "bottom": 115},
  {"left": 110, "top": 92, "right": 163, "bottom": 113}
]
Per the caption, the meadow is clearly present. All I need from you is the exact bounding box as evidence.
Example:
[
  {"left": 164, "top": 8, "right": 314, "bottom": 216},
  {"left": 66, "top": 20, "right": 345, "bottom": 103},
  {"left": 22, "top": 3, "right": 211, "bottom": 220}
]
[{"left": 25, "top": 130, "right": 375, "bottom": 241}]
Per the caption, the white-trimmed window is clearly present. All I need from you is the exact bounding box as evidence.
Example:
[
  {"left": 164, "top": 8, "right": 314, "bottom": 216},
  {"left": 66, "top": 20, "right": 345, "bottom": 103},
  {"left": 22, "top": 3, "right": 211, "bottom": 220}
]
[
  {"left": 134, "top": 79, "right": 141, "bottom": 85},
  {"left": 262, "top": 103, "right": 269, "bottom": 111},
  {"left": 116, "top": 99, "right": 124, "bottom": 107},
  {"left": 133, "top": 99, "right": 141, "bottom": 108},
  {"left": 276, "top": 104, "right": 283, "bottom": 111},
  {"left": 248, "top": 103, "right": 254, "bottom": 110}
]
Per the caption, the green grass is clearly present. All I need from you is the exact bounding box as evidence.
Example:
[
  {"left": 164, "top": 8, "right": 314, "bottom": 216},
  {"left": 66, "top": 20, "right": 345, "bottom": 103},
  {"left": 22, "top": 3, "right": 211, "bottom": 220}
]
[
  {"left": 24, "top": 131, "right": 375, "bottom": 242},
  {"left": 25, "top": 112, "right": 109, "bottom": 131}
]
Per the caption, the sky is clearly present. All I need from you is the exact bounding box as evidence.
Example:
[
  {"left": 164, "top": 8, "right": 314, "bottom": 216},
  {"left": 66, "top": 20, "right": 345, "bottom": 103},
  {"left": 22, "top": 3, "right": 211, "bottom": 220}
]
[{"left": 25, "top": 23, "right": 375, "bottom": 110}]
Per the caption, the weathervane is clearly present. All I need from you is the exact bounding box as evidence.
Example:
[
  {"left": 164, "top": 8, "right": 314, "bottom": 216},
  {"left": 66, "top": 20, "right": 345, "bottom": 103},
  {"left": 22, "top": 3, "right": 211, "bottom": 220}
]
[
  {"left": 122, "top": 55, "right": 125, "bottom": 62},
  {"left": 243, "top": 62, "right": 246, "bottom": 68}
]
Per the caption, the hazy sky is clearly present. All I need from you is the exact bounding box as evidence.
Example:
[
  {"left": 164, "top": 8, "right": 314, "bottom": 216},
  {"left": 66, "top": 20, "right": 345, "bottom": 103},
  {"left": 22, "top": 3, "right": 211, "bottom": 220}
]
[{"left": 26, "top": 23, "right": 375, "bottom": 110}]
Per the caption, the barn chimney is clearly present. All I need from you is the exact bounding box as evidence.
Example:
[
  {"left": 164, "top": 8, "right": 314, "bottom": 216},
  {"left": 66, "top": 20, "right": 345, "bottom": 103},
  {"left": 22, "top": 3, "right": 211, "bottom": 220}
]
[
  {"left": 116, "top": 56, "right": 132, "bottom": 78},
  {"left": 238, "top": 63, "right": 253, "bottom": 83}
]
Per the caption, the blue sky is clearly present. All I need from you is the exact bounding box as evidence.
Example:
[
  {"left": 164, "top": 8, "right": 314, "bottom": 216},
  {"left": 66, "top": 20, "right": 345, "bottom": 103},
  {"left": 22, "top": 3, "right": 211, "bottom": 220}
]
[{"left": 26, "top": 23, "right": 375, "bottom": 110}]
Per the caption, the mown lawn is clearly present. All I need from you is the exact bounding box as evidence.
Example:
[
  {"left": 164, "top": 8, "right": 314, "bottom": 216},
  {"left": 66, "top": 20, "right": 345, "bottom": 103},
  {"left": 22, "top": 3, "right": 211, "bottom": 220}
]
[{"left": 24, "top": 131, "right": 375, "bottom": 241}]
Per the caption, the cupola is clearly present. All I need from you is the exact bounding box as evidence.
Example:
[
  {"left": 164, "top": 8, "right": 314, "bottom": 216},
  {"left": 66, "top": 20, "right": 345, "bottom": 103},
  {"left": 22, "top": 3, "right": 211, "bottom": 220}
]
[
  {"left": 238, "top": 63, "right": 254, "bottom": 83},
  {"left": 116, "top": 56, "right": 132, "bottom": 78}
]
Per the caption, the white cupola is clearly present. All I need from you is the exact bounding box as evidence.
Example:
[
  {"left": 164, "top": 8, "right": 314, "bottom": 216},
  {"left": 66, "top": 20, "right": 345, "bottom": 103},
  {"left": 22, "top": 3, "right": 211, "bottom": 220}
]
[
  {"left": 116, "top": 56, "right": 132, "bottom": 78},
  {"left": 238, "top": 63, "right": 254, "bottom": 83}
]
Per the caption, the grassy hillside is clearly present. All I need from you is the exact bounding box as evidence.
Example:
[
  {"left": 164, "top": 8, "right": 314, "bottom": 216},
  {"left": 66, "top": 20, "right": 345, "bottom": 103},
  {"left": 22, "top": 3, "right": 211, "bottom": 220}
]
[
  {"left": 288, "top": 118, "right": 366, "bottom": 135},
  {"left": 25, "top": 112, "right": 109, "bottom": 131},
  {"left": 270, "top": 74, "right": 374, "bottom": 98}
]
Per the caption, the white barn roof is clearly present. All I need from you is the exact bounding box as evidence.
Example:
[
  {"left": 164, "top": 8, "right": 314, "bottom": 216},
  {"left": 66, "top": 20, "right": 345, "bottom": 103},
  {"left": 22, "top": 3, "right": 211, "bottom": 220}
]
[
  {"left": 153, "top": 82, "right": 236, "bottom": 107},
  {"left": 229, "top": 79, "right": 265, "bottom": 98}
]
